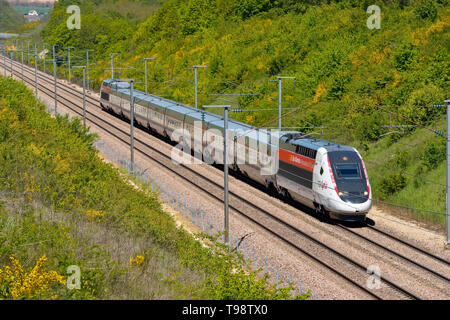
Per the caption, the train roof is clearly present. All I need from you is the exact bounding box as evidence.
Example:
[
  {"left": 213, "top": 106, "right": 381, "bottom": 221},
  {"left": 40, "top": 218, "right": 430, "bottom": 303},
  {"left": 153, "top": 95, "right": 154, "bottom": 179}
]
[
  {"left": 103, "top": 79, "right": 356, "bottom": 151},
  {"left": 280, "top": 132, "right": 354, "bottom": 152},
  {"left": 106, "top": 79, "right": 272, "bottom": 136}
]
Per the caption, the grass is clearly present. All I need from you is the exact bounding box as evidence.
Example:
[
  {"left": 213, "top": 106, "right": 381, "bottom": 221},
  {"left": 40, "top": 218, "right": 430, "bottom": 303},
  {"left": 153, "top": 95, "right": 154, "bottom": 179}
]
[{"left": 363, "top": 116, "right": 447, "bottom": 228}]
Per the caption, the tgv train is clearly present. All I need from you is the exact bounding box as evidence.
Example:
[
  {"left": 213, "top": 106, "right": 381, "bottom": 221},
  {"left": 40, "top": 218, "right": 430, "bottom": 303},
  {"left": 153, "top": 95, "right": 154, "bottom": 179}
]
[{"left": 100, "top": 79, "right": 372, "bottom": 221}]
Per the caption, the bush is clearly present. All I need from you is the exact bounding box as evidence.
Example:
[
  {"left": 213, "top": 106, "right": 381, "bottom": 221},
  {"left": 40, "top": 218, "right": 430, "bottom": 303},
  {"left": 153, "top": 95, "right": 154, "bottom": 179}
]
[
  {"left": 379, "top": 173, "right": 407, "bottom": 198},
  {"left": 231, "top": 0, "right": 275, "bottom": 19},
  {"left": 414, "top": 0, "right": 438, "bottom": 21},
  {"left": 421, "top": 139, "right": 446, "bottom": 170},
  {"left": 394, "top": 43, "right": 417, "bottom": 71}
]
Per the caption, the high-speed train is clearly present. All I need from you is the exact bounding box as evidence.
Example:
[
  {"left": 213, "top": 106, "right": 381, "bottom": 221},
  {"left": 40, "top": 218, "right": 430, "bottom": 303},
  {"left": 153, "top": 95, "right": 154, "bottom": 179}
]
[{"left": 100, "top": 79, "right": 372, "bottom": 221}]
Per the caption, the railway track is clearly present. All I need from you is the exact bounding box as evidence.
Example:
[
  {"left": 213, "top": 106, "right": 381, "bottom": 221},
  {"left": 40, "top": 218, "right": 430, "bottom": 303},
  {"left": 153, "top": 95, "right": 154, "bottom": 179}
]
[{"left": 2, "top": 55, "right": 449, "bottom": 300}]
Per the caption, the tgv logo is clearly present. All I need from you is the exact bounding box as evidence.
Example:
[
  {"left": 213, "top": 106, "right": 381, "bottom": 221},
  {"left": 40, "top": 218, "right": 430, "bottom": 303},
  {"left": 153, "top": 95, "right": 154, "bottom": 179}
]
[{"left": 170, "top": 121, "right": 280, "bottom": 176}]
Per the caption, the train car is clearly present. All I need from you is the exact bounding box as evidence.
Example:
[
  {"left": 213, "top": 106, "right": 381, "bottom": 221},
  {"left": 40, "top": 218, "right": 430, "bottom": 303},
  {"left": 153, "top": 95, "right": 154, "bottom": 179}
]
[
  {"left": 100, "top": 79, "right": 372, "bottom": 221},
  {"left": 277, "top": 133, "right": 371, "bottom": 221}
]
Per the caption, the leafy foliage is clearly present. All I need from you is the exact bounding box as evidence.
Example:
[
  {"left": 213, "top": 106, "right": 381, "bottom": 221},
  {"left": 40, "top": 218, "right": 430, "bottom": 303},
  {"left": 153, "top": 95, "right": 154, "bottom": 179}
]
[
  {"left": 379, "top": 173, "right": 407, "bottom": 199},
  {"left": 414, "top": 0, "right": 438, "bottom": 21}
]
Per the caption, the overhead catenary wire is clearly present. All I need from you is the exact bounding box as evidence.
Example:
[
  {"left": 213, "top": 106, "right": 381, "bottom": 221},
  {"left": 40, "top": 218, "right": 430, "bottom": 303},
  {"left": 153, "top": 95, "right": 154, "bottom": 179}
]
[{"left": 375, "top": 105, "right": 445, "bottom": 137}]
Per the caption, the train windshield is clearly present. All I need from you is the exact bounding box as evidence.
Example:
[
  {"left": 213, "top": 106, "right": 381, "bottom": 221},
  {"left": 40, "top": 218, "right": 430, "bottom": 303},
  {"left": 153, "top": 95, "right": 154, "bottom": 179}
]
[{"left": 335, "top": 163, "right": 361, "bottom": 179}]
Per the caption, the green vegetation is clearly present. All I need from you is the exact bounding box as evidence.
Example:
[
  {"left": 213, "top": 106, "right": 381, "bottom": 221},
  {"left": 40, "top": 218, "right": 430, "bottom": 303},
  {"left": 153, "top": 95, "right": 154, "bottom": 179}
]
[
  {"left": 0, "top": 75, "right": 306, "bottom": 299},
  {"left": 0, "top": 0, "right": 25, "bottom": 31},
  {"left": 36, "top": 0, "right": 450, "bottom": 227}
]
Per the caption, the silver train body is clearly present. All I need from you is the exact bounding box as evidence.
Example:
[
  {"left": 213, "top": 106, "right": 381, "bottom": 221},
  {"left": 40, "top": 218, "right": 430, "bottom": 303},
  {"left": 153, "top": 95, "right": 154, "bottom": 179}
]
[{"left": 100, "top": 79, "right": 372, "bottom": 221}]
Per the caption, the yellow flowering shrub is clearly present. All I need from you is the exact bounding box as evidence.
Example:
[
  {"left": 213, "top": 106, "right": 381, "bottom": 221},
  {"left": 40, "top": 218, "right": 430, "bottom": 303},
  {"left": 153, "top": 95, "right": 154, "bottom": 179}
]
[
  {"left": 256, "top": 61, "right": 266, "bottom": 70},
  {"left": 85, "top": 209, "right": 105, "bottom": 222},
  {"left": 369, "top": 50, "right": 385, "bottom": 64},
  {"left": 53, "top": 154, "right": 70, "bottom": 175},
  {"left": 0, "top": 255, "right": 65, "bottom": 300},
  {"left": 312, "top": 83, "right": 327, "bottom": 104},
  {"left": 245, "top": 115, "right": 254, "bottom": 123},
  {"left": 425, "top": 18, "right": 449, "bottom": 37},
  {"left": 129, "top": 255, "right": 145, "bottom": 268}
]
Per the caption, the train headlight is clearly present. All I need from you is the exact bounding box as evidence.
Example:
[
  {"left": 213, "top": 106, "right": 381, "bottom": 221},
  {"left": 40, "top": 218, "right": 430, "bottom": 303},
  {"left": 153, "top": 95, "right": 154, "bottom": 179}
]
[
  {"left": 338, "top": 192, "right": 343, "bottom": 197},
  {"left": 364, "top": 191, "right": 368, "bottom": 196}
]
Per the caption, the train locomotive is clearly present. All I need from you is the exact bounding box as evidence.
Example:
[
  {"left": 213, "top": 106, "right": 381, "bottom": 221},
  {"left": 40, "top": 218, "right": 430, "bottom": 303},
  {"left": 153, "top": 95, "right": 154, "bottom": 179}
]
[{"left": 100, "top": 79, "right": 372, "bottom": 221}]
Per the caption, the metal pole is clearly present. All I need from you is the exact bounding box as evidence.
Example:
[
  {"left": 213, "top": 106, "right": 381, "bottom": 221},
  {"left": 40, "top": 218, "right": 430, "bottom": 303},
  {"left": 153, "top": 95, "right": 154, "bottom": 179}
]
[
  {"left": 10, "top": 49, "right": 13, "bottom": 77},
  {"left": 34, "top": 47, "right": 38, "bottom": 97},
  {"left": 43, "top": 43, "right": 46, "bottom": 73},
  {"left": 86, "top": 50, "right": 91, "bottom": 90},
  {"left": 68, "top": 47, "right": 71, "bottom": 83},
  {"left": 21, "top": 50, "right": 23, "bottom": 80},
  {"left": 203, "top": 104, "right": 230, "bottom": 243},
  {"left": 27, "top": 41, "right": 30, "bottom": 65},
  {"left": 278, "top": 77, "right": 282, "bottom": 131},
  {"left": 273, "top": 76, "right": 296, "bottom": 131},
  {"left": 191, "top": 65, "right": 206, "bottom": 108},
  {"left": 194, "top": 67, "right": 198, "bottom": 109},
  {"left": 446, "top": 99, "right": 450, "bottom": 248},
  {"left": 3, "top": 44, "right": 8, "bottom": 77},
  {"left": 82, "top": 66, "right": 86, "bottom": 126},
  {"left": 110, "top": 53, "right": 118, "bottom": 79},
  {"left": 144, "top": 59, "right": 148, "bottom": 94},
  {"left": 224, "top": 106, "right": 229, "bottom": 244},
  {"left": 3, "top": 45, "right": 6, "bottom": 75},
  {"left": 130, "top": 80, "right": 135, "bottom": 174},
  {"left": 53, "top": 45, "right": 57, "bottom": 115}
]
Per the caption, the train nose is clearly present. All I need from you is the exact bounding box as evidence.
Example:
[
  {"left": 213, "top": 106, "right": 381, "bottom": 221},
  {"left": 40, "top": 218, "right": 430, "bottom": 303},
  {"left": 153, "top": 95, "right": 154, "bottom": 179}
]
[{"left": 338, "top": 190, "right": 369, "bottom": 204}]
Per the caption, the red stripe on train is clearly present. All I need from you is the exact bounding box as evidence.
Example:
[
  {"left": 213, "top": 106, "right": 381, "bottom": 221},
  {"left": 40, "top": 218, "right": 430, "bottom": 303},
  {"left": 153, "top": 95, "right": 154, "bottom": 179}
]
[{"left": 278, "top": 149, "right": 314, "bottom": 172}]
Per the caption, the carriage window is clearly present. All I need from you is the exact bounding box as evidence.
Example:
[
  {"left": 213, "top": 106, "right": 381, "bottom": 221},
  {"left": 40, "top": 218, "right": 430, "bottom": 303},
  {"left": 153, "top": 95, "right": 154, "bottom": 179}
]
[{"left": 335, "top": 163, "right": 361, "bottom": 178}]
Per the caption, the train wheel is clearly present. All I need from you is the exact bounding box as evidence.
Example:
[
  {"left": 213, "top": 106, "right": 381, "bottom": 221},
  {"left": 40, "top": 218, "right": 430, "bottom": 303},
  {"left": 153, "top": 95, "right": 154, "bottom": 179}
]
[
  {"left": 321, "top": 206, "right": 330, "bottom": 219},
  {"left": 280, "top": 188, "right": 291, "bottom": 201},
  {"left": 315, "top": 203, "right": 330, "bottom": 219},
  {"left": 203, "top": 149, "right": 214, "bottom": 164}
]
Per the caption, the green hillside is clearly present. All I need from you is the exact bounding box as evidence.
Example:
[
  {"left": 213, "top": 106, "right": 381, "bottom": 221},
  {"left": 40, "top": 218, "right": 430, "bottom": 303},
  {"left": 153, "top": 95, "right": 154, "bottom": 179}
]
[
  {"left": 0, "top": 0, "right": 25, "bottom": 31},
  {"left": 40, "top": 0, "right": 450, "bottom": 227}
]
